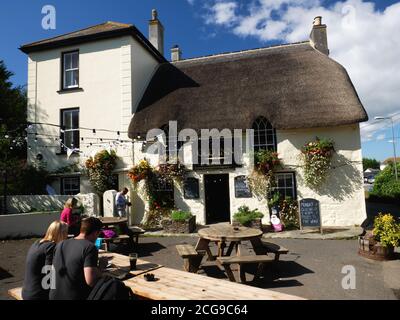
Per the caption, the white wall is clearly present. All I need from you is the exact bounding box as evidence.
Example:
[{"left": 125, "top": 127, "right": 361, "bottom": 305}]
[
  {"left": 0, "top": 194, "right": 100, "bottom": 215},
  {"left": 26, "top": 35, "right": 159, "bottom": 189},
  {"left": 131, "top": 124, "right": 366, "bottom": 227},
  {"left": 277, "top": 124, "right": 366, "bottom": 227},
  {"left": 0, "top": 211, "right": 60, "bottom": 239}
]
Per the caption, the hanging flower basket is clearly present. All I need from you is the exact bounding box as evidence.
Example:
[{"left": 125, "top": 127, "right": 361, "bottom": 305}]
[{"left": 301, "top": 137, "right": 335, "bottom": 188}]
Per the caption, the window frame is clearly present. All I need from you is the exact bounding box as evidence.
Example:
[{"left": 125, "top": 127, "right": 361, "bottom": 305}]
[
  {"left": 61, "top": 50, "right": 79, "bottom": 90},
  {"left": 60, "top": 176, "right": 80, "bottom": 195},
  {"left": 60, "top": 108, "right": 80, "bottom": 152},
  {"left": 274, "top": 172, "right": 297, "bottom": 200},
  {"left": 252, "top": 116, "right": 277, "bottom": 152}
]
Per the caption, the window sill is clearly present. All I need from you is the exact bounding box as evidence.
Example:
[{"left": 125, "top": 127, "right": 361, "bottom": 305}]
[{"left": 57, "top": 87, "right": 84, "bottom": 94}]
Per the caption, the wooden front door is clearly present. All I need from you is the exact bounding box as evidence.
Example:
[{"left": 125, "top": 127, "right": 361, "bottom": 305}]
[{"left": 204, "top": 174, "right": 230, "bottom": 224}]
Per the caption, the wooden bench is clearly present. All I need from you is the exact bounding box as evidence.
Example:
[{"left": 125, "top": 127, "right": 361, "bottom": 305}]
[
  {"left": 217, "top": 255, "right": 274, "bottom": 283},
  {"left": 176, "top": 244, "right": 205, "bottom": 273},
  {"left": 102, "top": 235, "right": 131, "bottom": 251},
  {"left": 130, "top": 226, "right": 145, "bottom": 244},
  {"left": 8, "top": 287, "right": 22, "bottom": 300},
  {"left": 261, "top": 241, "right": 289, "bottom": 261}
]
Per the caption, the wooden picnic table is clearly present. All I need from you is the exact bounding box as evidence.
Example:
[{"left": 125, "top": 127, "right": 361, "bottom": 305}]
[
  {"left": 196, "top": 223, "right": 264, "bottom": 259},
  {"left": 9, "top": 251, "right": 304, "bottom": 300}
]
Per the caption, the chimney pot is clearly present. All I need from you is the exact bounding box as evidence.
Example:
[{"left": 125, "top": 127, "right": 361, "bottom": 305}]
[
  {"left": 313, "top": 16, "right": 322, "bottom": 26},
  {"left": 152, "top": 9, "right": 158, "bottom": 20}
]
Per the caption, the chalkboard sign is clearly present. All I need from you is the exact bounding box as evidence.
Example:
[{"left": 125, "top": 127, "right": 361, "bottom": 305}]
[
  {"left": 234, "top": 176, "right": 252, "bottom": 198},
  {"left": 299, "top": 198, "right": 321, "bottom": 229},
  {"left": 183, "top": 178, "right": 200, "bottom": 199}
]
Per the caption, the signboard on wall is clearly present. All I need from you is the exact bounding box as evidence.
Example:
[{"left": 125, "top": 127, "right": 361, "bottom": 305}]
[
  {"left": 234, "top": 176, "right": 252, "bottom": 198},
  {"left": 183, "top": 178, "right": 200, "bottom": 199},
  {"left": 299, "top": 198, "right": 321, "bottom": 230}
]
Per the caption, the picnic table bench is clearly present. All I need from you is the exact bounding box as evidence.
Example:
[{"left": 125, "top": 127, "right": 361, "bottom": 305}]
[
  {"left": 176, "top": 244, "right": 205, "bottom": 273},
  {"left": 216, "top": 255, "right": 274, "bottom": 283},
  {"left": 261, "top": 241, "right": 289, "bottom": 261}
]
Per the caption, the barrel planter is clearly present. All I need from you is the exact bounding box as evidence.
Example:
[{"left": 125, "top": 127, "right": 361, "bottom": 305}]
[
  {"left": 358, "top": 236, "right": 395, "bottom": 261},
  {"left": 232, "top": 218, "right": 263, "bottom": 230},
  {"left": 161, "top": 215, "right": 196, "bottom": 234}
]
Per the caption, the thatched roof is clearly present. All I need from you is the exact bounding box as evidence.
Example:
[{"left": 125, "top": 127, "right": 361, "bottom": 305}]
[
  {"left": 20, "top": 21, "right": 166, "bottom": 63},
  {"left": 128, "top": 42, "right": 368, "bottom": 138}
]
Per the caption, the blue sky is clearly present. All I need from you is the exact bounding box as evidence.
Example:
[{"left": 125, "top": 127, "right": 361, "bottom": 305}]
[{"left": 1, "top": 0, "right": 399, "bottom": 161}]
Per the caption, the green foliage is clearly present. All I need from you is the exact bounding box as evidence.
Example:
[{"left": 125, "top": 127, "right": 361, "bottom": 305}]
[
  {"left": 279, "top": 197, "right": 300, "bottom": 230},
  {"left": 142, "top": 207, "right": 172, "bottom": 230},
  {"left": 84, "top": 150, "right": 118, "bottom": 195},
  {"left": 0, "top": 60, "right": 28, "bottom": 207},
  {"left": 370, "top": 163, "right": 400, "bottom": 200},
  {"left": 233, "top": 206, "right": 264, "bottom": 226},
  {"left": 301, "top": 137, "right": 335, "bottom": 188},
  {"left": 13, "top": 164, "right": 51, "bottom": 195},
  {"left": 268, "top": 192, "right": 280, "bottom": 208},
  {"left": 363, "top": 158, "right": 380, "bottom": 170},
  {"left": 254, "top": 150, "right": 281, "bottom": 174},
  {"left": 373, "top": 213, "right": 400, "bottom": 247},
  {"left": 170, "top": 210, "right": 193, "bottom": 222}
]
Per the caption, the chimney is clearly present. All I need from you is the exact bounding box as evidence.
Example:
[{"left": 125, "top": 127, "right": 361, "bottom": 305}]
[
  {"left": 309, "top": 16, "right": 329, "bottom": 55},
  {"left": 149, "top": 9, "right": 164, "bottom": 55},
  {"left": 171, "top": 45, "right": 182, "bottom": 62}
]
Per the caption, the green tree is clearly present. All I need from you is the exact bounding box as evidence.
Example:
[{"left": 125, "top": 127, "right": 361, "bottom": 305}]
[
  {"left": 370, "top": 163, "right": 400, "bottom": 200},
  {"left": 0, "top": 60, "right": 28, "bottom": 213},
  {"left": 363, "top": 158, "right": 380, "bottom": 170}
]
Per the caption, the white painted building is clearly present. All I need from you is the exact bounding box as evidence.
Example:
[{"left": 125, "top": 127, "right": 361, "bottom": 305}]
[{"left": 21, "top": 11, "right": 368, "bottom": 227}]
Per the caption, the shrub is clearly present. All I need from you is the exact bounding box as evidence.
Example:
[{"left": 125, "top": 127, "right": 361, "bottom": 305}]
[
  {"left": 373, "top": 213, "right": 400, "bottom": 247},
  {"left": 279, "top": 197, "right": 300, "bottom": 230},
  {"left": 85, "top": 150, "right": 118, "bottom": 195},
  {"left": 171, "top": 210, "right": 193, "bottom": 222},
  {"left": 233, "top": 206, "right": 264, "bottom": 226},
  {"left": 370, "top": 164, "right": 400, "bottom": 200}
]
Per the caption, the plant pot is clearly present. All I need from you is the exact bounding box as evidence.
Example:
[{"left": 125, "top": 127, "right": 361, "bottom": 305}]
[
  {"left": 161, "top": 215, "right": 196, "bottom": 234},
  {"left": 232, "top": 218, "right": 263, "bottom": 230},
  {"left": 358, "top": 236, "right": 395, "bottom": 261}
]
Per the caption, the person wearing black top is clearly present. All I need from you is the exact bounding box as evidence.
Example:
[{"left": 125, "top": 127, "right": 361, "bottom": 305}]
[
  {"left": 50, "top": 217, "right": 106, "bottom": 300},
  {"left": 22, "top": 221, "right": 68, "bottom": 300}
]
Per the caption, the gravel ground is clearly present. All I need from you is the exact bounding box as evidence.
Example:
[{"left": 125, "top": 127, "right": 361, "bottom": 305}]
[{"left": 1, "top": 236, "right": 399, "bottom": 300}]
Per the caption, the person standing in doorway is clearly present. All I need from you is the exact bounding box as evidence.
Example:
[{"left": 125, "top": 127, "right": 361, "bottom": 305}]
[{"left": 115, "top": 187, "right": 131, "bottom": 218}]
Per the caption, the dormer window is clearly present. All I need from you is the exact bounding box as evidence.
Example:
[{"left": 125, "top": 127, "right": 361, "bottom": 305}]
[{"left": 62, "top": 51, "right": 79, "bottom": 89}]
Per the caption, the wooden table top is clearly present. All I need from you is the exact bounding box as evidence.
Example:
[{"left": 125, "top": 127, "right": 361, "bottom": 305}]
[
  {"left": 124, "top": 266, "right": 305, "bottom": 300},
  {"left": 198, "top": 223, "right": 263, "bottom": 242},
  {"left": 99, "top": 252, "right": 163, "bottom": 277},
  {"left": 99, "top": 217, "right": 128, "bottom": 226}
]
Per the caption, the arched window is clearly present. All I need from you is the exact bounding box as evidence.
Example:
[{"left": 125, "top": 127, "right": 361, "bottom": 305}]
[{"left": 252, "top": 117, "right": 277, "bottom": 151}]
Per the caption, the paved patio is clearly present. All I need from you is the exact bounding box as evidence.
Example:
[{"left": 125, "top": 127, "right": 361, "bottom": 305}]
[{"left": 1, "top": 236, "right": 399, "bottom": 300}]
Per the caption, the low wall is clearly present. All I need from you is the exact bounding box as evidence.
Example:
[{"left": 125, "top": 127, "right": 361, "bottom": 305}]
[
  {"left": 0, "top": 194, "right": 100, "bottom": 216},
  {"left": 0, "top": 211, "right": 60, "bottom": 239}
]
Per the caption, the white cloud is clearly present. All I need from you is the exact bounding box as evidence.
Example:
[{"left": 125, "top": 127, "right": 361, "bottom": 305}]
[
  {"left": 205, "top": 2, "right": 238, "bottom": 26},
  {"left": 186, "top": 0, "right": 195, "bottom": 5},
  {"left": 203, "top": 0, "right": 400, "bottom": 139}
]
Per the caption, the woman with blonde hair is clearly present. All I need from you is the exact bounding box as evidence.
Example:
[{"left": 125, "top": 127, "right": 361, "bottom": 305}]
[
  {"left": 60, "top": 197, "right": 80, "bottom": 236},
  {"left": 22, "top": 220, "right": 68, "bottom": 300}
]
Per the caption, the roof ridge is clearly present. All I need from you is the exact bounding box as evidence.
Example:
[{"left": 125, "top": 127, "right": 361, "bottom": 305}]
[
  {"left": 172, "top": 41, "right": 310, "bottom": 64},
  {"left": 21, "top": 21, "right": 132, "bottom": 48}
]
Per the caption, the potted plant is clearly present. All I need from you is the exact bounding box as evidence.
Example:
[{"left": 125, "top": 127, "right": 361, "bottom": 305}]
[
  {"left": 359, "top": 213, "right": 400, "bottom": 260},
  {"left": 232, "top": 206, "right": 264, "bottom": 230},
  {"left": 161, "top": 210, "right": 196, "bottom": 234}
]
